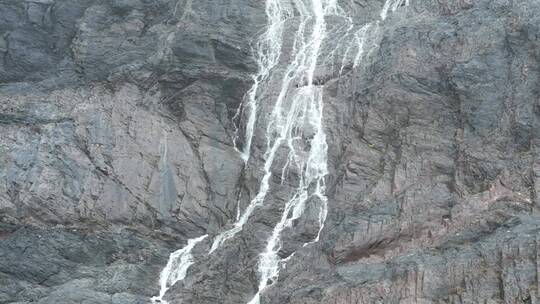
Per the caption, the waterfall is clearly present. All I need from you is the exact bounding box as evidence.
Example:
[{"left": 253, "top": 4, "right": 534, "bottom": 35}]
[
  {"left": 232, "top": 0, "right": 292, "bottom": 162},
  {"left": 246, "top": 0, "right": 409, "bottom": 302},
  {"left": 381, "top": 0, "right": 409, "bottom": 20},
  {"left": 246, "top": 0, "right": 334, "bottom": 301},
  {"left": 210, "top": 0, "right": 294, "bottom": 253},
  {"left": 151, "top": 235, "right": 207, "bottom": 304},
  {"left": 152, "top": 0, "right": 409, "bottom": 302},
  {"left": 211, "top": 0, "right": 337, "bottom": 255}
]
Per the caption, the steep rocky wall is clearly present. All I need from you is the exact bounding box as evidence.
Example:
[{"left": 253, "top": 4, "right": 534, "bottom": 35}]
[
  {"left": 0, "top": 0, "right": 261, "bottom": 302},
  {"left": 266, "top": 0, "right": 540, "bottom": 303},
  {"left": 0, "top": 0, "right": 539, "bottom": 303}
]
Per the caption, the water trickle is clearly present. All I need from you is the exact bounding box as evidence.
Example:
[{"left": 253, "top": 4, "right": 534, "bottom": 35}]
[
  {"left": 381, "top": 0, "right": 409, "bottom": 20},
  {"left": 152, "top": 0, "right": 410, "bottom": 302},
  {"left": 245, "top": 0, "right": 410, "bottom": 301},
  {"left": 246, "top": 1, "right": 334, "bottom": 301},
  {"left": 352, "top": 24, "right": 372, "bottom": 68},
  {"left": 233, "top": 0, "right": 292, "bottom": 162},
  {"left": 151, "top": 235, "right": 207, "bottom": 304}
]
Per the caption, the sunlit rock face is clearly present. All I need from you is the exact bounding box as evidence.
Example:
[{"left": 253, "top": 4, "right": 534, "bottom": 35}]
[{"left": 1, "top": 0, "right": 539, "bottom": 303}]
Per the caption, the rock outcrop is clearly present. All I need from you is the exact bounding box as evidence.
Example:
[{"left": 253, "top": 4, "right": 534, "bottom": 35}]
[{"left": 0, "top": 0, "right": 538, "bottom": 303}]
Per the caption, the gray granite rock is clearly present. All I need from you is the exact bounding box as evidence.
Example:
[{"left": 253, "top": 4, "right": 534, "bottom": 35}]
[{"left": 0, "top": 0, "right": 539, "bottom": 303}]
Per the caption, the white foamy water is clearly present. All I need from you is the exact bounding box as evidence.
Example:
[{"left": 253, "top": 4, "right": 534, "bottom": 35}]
[
  {"left": 246, "top": 0, "right": 410, "bottom": 302},
  {"left": 153, "top": 0, "right": 410, "bottom": 302},
  {"left": 151, "top": 235, "right": 207, "bottom": 304},
  {"left": 213, "top": 0, "right": 410, "bottom": 259},
  {"left": 246, "top": 0, "right": 335, "bottom": 301},
  {"left": 233, "top": 0, "right": 293, "bottom": 162},
  {"left": 209, "top": 0, "right": 294, "bottom": 252},
  {"left": 381, "top": 0, "right": 409, "bottom": 20}
]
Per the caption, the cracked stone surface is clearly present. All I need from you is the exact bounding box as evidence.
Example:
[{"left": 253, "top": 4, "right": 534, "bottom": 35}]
[{"left": 0, "top": 0, "right": 539, "bottom": 303}]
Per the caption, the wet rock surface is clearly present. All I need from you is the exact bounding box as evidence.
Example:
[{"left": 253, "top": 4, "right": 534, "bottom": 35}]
[{"left": 0, "top": 0, "right": 539, "bottom": 303}]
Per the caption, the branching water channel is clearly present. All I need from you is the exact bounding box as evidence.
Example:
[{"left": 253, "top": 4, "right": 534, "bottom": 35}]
[{"left": 152, "top": 0, "right": 409, "bottom": 303}]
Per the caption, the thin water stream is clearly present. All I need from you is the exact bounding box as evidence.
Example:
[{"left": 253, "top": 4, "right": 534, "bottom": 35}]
[{"left": 152, "top": 0, "right": 409, "bottom": 302}]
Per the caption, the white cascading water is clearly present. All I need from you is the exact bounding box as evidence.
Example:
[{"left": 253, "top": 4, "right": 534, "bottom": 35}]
[
  {"left": 381, "top": 0, "right": 409, "bottom": 20},
  {"left": 151, "top": 235, "right": 207, "bottom": 304},
  {"left": 209, "top": 0, "right": 294, "bottom": 253},
  {"left": 232, "top": 0, "right": 292, "bottom": 162},
  {"left": 152, "top": 0, "right": 409, "bottom": 302},
  {"left": 246, "top": 0, "right": 409, "bottom": 302},
  {"left": 246, "top": 0, "right": 336, "bottom": 302}
]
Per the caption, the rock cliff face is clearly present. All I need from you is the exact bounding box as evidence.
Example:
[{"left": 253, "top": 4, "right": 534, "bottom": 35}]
[{"left": 0, "top": 0, "right": 539, "bottom": 303}]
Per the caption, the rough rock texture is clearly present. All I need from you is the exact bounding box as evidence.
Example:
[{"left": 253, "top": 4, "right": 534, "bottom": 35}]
[
  {"left": 0, "top": 0, "right": 539, "bottom": 303},
  {"left": 0, "top": 0, "right": 261, "bottom": 302}
]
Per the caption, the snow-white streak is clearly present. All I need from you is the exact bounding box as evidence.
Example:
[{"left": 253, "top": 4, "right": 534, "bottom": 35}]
[
  {"left": 337, "top": 20, "right": 355, "bottom": 75},
  {"left": 211, "top": 0, "right": 295, "bottom": 254},
  {"left": 153, "top": 0, "right": 411, "bottom": 302},
  {"left": 151, "top": 235, "right": 207, "bottom": 304},
  {"left": 247, "top": 0, "right": 335, "bottom": 302},
  {"left": 213, "top": 0, "right": 410, "bottom": 258},
  {"left": 233, "top": 0, "right": 292, "bottom": 162},
  {"left": 352, "top": 24, "right": 371, "bottom": 68},
  {"left": 246, "top": 0, "right": 411, "bottom": 302},
  {"left": 335, "top": 23, "right": 371, "bottom": 75},
  {"left": 380, "top": 0, "right": 409, "bottom": 20},
  {"left": 211, "top": 0, "right": 332, "bottom": 256}
]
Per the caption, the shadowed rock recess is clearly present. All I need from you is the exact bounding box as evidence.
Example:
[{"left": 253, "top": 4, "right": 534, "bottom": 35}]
[{"left": 0, "top": 0, "right": 539, "bottom": 303}]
